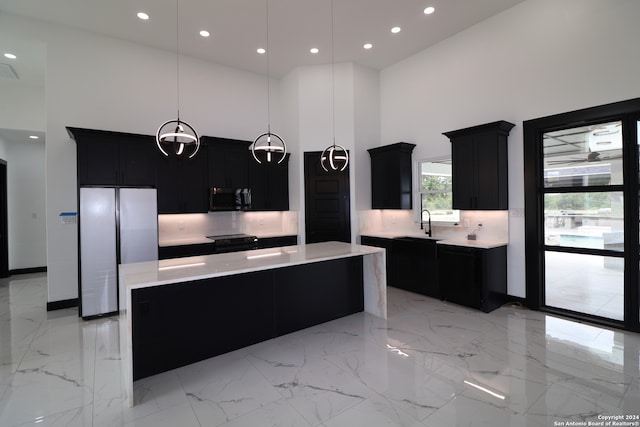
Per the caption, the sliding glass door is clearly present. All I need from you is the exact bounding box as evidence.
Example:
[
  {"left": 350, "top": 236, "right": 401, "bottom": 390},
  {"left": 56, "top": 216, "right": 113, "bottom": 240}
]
[{"left": 524, "top": 99, "right": 640, "bottom": 332}]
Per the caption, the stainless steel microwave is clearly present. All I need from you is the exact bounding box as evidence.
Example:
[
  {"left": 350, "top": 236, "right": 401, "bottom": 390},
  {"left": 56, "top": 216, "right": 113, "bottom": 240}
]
[{"left": 209, "top": 188, "right": 251, "bottom": 211}]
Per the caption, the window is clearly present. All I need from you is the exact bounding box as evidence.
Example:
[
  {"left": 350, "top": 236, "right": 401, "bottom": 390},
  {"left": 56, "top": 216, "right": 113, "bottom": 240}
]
[{"left": 418, "top": 157, "right": 460, "bottom": 223}]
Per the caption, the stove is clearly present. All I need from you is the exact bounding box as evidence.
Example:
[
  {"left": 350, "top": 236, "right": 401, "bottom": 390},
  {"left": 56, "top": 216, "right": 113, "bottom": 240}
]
[{"left": 206, "top": 233, "right": 258, "bottom": 251}]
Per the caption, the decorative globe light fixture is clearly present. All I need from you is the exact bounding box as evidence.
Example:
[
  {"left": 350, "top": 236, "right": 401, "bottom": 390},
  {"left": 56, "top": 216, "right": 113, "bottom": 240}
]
[
  {"left": 251, "top": 0, "right": 287, "bottom": 164},
  {"left": 155, "top": 0, "right": 200, "bottom": 158},
  {"left": 320, "top": 0, "right": 349, "bottom": 172}
]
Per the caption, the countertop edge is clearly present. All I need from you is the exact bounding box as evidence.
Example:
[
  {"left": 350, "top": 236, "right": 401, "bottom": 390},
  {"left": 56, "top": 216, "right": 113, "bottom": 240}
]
[
  {"left": 121, "top": 242, "right": 385, "bottom": 290},
  {"left": 360, "top": 233, "right": 507, "bottom": 249}
]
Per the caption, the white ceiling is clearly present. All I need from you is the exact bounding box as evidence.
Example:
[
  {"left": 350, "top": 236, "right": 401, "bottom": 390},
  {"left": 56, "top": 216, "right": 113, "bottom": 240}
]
[
  {"left": 0, "top": 0, "right": 525, "bottom": 144},
  {"left": 1, "top": 0, "right": 525, "bottom": 78}
]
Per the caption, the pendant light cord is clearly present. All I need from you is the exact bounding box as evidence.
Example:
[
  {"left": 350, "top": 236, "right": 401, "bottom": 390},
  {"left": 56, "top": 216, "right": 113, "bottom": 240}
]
[
  {"left": 176, "top": 0, "right": 181, "bottom": 122},
  {"left": 331, "top": 0, "right": 335, "bottom": 147},
  {"left": 266, "top": 0, "right": 271, "bottom": 134}
]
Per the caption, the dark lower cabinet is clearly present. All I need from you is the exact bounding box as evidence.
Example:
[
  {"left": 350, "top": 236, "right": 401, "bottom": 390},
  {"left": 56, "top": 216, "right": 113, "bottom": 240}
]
[
  {"left": 158, "top": 243, "right": 217, "bottom": 260},
  {"left": 255, "top": 235, "right": 297, "bottom": 249},
  {"left": 360, "top": 235, "right": 439, "bottom": 298},
  {"left": 158, "top": 235, "right": 298, "bottom": 260},
  {"left": 438, "top": 244, "right": 507, "bottom": 312},
  {"left": 391, "top": 237, "right": 439, "bottom": 298},
  {"left": 131, "top": 257, "right": 364, "bottom": 380}
]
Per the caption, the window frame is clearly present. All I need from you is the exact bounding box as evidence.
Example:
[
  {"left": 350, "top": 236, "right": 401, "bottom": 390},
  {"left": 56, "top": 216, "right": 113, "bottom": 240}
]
[{"left": 414, "top": 155, "right": 460, "bottom": 225}]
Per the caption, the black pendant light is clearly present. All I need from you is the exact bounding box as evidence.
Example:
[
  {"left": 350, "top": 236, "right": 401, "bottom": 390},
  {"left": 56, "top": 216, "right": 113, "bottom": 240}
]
[
  {"left": 320, "top": 0, "right": 348, "bottom": 172},
  {"left": 251, "top": 0, "right": 287, "bottom": 164},
  {"left": 156, "top": 0, "right": 200, "bottom": 158}
]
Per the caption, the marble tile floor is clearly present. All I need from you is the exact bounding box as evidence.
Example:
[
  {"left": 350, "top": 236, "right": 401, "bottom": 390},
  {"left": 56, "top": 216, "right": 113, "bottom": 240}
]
[{"left": 1, "top": 272, "right": 639, "bottom": 426}]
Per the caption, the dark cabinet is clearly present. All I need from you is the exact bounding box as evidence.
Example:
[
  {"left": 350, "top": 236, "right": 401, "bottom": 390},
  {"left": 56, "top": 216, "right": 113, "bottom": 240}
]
[
  {"left": 391, "top": 237, "right": 439, "bottom": 298},
  {"left": 71, "top": 127, "right": 156, "bottom": 186},
  {"left": 360, "top": 235, "right": 439, "bottom": 298},
  {"left": 203, "top": 136, "right": 250, "bottom": 188},
  {"left": 256, "top": 235, "right": 297, "bottom": 249},
  {"left": 156, "top": 146, "right": 209, "bottom": 214},
  {"left": 368, "top": 143, "right": 415, "bottom": 209},
  {"left": 438, "top": 244, "right": 507, "bottom": 312},
  {"left": 443, "top": 121, "right": 514, "bottom": 210},
  {"left": 248, "top": 153, "right": 290, "bottom": 211},
  {"left": 131, "top": 256, "right": 363, "bottom": 380},
  {"left": 158, "top": 243, "right": 216, "bottom": 260}
]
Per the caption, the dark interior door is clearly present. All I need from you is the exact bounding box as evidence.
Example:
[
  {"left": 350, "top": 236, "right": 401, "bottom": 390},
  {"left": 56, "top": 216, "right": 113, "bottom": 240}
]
[
  {"left": 0, "top": 160, "right": 8, "bottom": 278},
  {"left": 304, "top": 151, "right": 350, "bottom": 243}
]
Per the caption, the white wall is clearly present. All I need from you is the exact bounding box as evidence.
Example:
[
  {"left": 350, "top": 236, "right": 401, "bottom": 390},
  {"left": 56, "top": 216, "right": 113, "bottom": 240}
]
[
  {"left": 281, "top": 62, "right": 378, "bottom": 243},
  {"left": 1, "top": 13, "right": 282, "bottom": 303},
  {"left": 379, "top": 0, "right": 640, "bottom": 297},
  {"left": 6, "top": 140, "right": 47, "bottom": 270}
]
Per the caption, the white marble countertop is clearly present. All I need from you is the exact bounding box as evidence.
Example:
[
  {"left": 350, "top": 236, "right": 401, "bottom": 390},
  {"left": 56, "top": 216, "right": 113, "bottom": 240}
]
[
  {"left": 360, "top": 232, "right": 507, "bottom": 249},
  {"left": 159, "top": 232, "right": 297, "bottom": 247},
  {"left": 121, "top": 241, "right": 384, "bottom": 290},
  {"left": 119, "top": 240, "right": 387, "bottom": 408}
]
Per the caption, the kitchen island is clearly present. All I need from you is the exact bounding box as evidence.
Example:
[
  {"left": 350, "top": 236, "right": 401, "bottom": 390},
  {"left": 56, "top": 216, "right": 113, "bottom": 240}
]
[{"left": 118, "top": 241, "right": 386, "bottom": 407}]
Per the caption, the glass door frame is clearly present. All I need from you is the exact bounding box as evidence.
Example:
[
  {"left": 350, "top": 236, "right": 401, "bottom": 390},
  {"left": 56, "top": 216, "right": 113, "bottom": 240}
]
[{"left": 524, "top": 98, "right": 640, "bottom": 332}]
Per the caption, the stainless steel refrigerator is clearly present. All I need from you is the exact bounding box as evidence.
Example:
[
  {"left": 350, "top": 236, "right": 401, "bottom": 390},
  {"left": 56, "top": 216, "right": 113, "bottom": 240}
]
[{"left": 79, "top": 187, "right": 158, "bottom": 318}]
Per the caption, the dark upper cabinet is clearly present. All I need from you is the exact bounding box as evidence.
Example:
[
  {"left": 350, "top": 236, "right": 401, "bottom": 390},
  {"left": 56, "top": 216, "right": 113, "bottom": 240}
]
[
  {"left": 70, "top": 127, "right": 156, "bottom": 186},
  {"left": 368, "top": 142, "right": 415, "bottom": 209},
  {"left": 203, "top": 136, "right": 250, "bottom": 188},
  {"left": 156, "top": 146, "right": 209, "bottom": 214},
  {"left": 443, "top": 121, "right": 514, "bottom": 210},
  {"left": 248, "top": 153, "right": 290, "bottom": 211}
]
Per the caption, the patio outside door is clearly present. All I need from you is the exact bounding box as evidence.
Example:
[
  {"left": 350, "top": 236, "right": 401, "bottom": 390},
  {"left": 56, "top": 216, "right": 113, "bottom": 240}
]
[
  {"left": 524, "top": 98, "right": 640, "bottom": 332},
  {"left": 542, "top": 121, "right": 625, "bottom": 321}
]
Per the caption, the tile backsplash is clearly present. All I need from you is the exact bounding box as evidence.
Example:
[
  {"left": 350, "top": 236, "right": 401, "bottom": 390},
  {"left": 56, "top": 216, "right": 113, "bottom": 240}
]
[
  {"left": 159, "top": 211, "right": 298, "bottom": 240},
  {"left": 359, "top": 209, "right": 509, "bottom": 241}
]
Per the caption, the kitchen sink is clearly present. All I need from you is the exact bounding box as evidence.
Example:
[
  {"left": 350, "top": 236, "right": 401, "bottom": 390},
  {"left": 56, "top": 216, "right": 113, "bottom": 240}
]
[{"left": 394, "top": 236, "right": 440, "bottom": 242}]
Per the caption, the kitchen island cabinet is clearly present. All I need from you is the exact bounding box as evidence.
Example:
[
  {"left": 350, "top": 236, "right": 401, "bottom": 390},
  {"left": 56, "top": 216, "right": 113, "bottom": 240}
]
[
  {"left": 437, "top": 242, "right": 507, "bottom": 312},
  {"left": 118, "top": 241, "right": 386, "bottom": 407}
]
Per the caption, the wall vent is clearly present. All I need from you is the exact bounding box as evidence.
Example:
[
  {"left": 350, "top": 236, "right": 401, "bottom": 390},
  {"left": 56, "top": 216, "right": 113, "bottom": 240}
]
[{"left": 0, "top": 63, "right": 19, "bottom": 80}]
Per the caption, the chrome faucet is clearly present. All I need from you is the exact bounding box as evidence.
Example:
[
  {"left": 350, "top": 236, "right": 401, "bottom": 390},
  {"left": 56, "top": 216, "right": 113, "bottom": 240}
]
[{"left": 420, "top": 209, "right": 432, "bottom": 237}]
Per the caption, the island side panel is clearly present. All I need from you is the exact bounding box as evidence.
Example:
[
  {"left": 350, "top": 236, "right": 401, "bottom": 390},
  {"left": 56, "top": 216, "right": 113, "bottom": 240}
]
[{"left": 363, "top": 251, "right": 387, "bottom": 319}]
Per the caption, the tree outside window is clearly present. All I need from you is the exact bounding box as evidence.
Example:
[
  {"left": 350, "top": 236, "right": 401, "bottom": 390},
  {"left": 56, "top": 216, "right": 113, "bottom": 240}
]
[{"left": 419, "top": 159, "right": 460, "bottom": 223}]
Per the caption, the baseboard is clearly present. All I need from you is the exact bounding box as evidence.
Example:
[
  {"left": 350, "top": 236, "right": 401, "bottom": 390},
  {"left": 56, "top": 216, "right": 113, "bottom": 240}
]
[
  {"left": 503, "top": 294, "right": 529, "bottom": 308},
  {"left": 47, "top": 298, "right": 78, "bottom": 311},
  {"left": 9, "top": 266, "right": 47, "bottom": 276}
]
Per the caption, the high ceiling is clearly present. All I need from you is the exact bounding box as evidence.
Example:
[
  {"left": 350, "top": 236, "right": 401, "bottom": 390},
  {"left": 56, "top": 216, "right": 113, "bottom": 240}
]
[
  {"left": 1, "top": 0, "right": 525, "bottom": 78},
  {"left": 0, "top": 0, "right": 525, "bottom": 144}
]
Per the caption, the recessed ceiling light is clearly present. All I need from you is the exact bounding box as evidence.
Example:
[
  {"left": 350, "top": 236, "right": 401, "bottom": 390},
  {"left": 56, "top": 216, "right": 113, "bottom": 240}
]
[
  {"left": 3, "top": 53, "right": 17, "bottom": 59},
  {"left": 363, "top": 43, "right": 373, "bottom": 50},
  {"left": 29, "top": 135, "right": 39, "bottom": 140},
  {"left": 199, "top": 30, "right": 210, "bottom": 37},
  {"left": 424, "top": 6, "right": 436, "bottom": 14},
  {"left": 391, "top": 26, "right": 401, "bottom": 34},
  {"left": 257, "top": 48, "right": 266, "bottom": 54},
  {"left": 310, "top": 47, "right": 319, "bottom": 54},
  {"left": 137, "top": 12, "right": 150, "bottom": 20}
]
